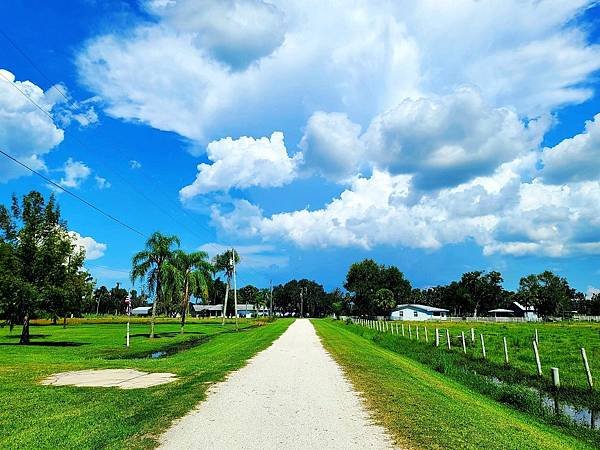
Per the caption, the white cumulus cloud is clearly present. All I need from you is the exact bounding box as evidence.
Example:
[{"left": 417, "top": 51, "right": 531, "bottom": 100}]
[
  {"left": 180, "top": 132, "right": 301, "bottom": 199},
  {"left": 0, "top": 69, "right": 64, "bottom": 181},
  {"left": 59, "top": 158, "right": 91, "bottom": 188},
  {"left": 70, "top": 231, "right": 107, "bottom": 260}
]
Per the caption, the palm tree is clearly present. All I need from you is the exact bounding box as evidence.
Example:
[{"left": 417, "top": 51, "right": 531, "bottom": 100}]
[
  {"left": 213, "top": 249, "right": 240, "bottom": 325},
  {"left": 130, "top": 231, "right": 180, "bottom": 338},
  {"left": 164, "top": 250, "right": 213, "bottom": 333}
]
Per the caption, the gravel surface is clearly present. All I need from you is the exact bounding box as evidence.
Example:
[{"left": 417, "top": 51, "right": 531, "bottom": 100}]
[{"left": 158, "top": 319, "right": 395, "bottom": 449}]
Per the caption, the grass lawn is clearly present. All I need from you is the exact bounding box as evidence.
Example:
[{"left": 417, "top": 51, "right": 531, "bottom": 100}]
[
  {"left": 0, "top": 318, "right": 292, "bottom": 449},
  {"left": 313, "top": 319, "right": 596, "bottom": 450}
]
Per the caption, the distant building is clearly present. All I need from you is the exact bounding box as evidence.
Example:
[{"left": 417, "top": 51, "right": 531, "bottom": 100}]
[
  {"left": 390, "top": 304, "right": 449, "bottom": 321},
  {"left": 236, "top": 304, "right": 269, "bottom": 318},
  {"left": 512, "top": 302, "right": 539, "bottom": 321},
  {"left": 131, "top": 306, "right": 152, "bottom": 316},
  {"left": 190, "top": 304, "right": 223, "bottom": 318},
  {"left": 488, "top": 308, "right": 515, "bottom": 318}
]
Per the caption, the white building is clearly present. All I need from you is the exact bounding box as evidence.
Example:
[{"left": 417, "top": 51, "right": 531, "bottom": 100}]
[
  {"left": 512, "top": 302, "right": 539, "bottom": 321},
  {"left": 390, "top": 304, "right": 449, "bottom": 321},
  {"left": 191, "top": 304, "right": 223, "bottom": 318},
  {"left": 131, "top": 306, "right": 152, "bottom": 316}
]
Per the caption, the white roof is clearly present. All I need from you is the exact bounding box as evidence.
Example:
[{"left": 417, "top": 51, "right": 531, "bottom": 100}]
[
  {"left": 489, "top": 308, "right": 514, "bottom": 313},
  {"left": 192, "top": 304, "right": 223, "bottom": 311},
  {"left": 394, "top": 304, "right": 449, "bottom": 313},
  {"left": 132, "top": 306, "right": 151, "bottom": 312},
  {"left": 513, "top": 301, "right": 535, "bottom": 312}
]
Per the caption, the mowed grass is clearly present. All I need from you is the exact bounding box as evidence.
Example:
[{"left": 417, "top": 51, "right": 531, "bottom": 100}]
[
  {"left": 313, "top": 319, "right": 594, "bottom": 450},
  {"left": 0, "top": 318, "right": 292, "bottom": 449}
]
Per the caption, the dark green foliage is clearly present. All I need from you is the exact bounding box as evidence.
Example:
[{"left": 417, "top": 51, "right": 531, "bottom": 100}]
[
  {"left": 0, "top": 191, "right": 92, "bottom": 343},
  {"left": 344, "top": 259, "right": 411, "bottom": 315}
]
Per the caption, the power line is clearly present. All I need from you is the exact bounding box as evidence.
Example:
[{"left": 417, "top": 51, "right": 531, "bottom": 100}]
[{"left": 0, "top": 148, "right": 146, "bottom": 238}]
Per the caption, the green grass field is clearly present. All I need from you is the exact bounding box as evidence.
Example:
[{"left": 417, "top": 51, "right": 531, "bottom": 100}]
[
  {"left": 313, "top": 319, "right": 597, "bottom": 449},
  {"left": 0, "top": 318, "right": 292, "bottom": 449}
]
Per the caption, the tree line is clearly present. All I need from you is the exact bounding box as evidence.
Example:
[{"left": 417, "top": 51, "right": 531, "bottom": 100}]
[{"left": 342, "top": 259, "right": 598, "bottom": 319}]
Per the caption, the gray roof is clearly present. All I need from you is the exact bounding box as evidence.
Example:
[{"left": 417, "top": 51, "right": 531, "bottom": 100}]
[
  {"left": 394, "top": 304, "right": 449, "bottom": 313},
  {"left": 192, "top": 304, "right": 223, "bottom": 311}
]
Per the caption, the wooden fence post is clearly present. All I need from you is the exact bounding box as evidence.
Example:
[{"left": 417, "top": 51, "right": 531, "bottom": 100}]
[
  {"left": 470, "top": 327, "right": 475, "bottom": 343},
  {"left": 535, "top": 328, "right": 539, "bottom": 344},
  {"left": 416, "top": 326, "right": 419, "bottom": 340},
  {"left": 533, "top": 340, "right": 542, "bottom": 376},
  {"left": 480, "top": 333, "right": 486, "bottom": 359},
  {"left": 503, "top": 336, "right": 509, "bottom": 365},
  {"left": 551, "top": 367, "right": 560, "bottom": 389},
  {"left": 581, "top": 347, "right": 593, "bottom": 389},
  {"left": 461, "top": 331, "right": 467, "bottom": 353},
  {"left": 435, "top": 328, "right": 439, "bottom": 347},
  {"left": 425, "top": 326, "right": 429, "bottom": 343},
  {"left": 446, "top": 329, "right": 451, "bottom": 350},
  {"left": 402, "top": 323, "right": 405, "bottom": 337},
  {"left": 409, "top": 325, "right": 412, "bottom": 339}
]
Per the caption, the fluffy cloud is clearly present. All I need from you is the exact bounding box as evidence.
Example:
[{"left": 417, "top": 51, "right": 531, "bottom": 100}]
[
  {"left": 179, "top": 132, "right": 301, "bottom": 199},
  {"left": 541, "top": 113, "right": 600, "bottom": 184},
  {"left": 59, "top": 158, "right": 91, "bottom": 188},
  {"left": 95, "top": 176, "right": 111, "bottom": 189},
  {"left": 0, "top": 69, "right": 64, "bottom": 180},
  {"left": 211, "top": 153, "right": 600, "bottom": 257},
  {"left": 129, "top": 159, "right": 142, "bottom": 169},
  {"left": 300, "top": 112, "right": 364, "bottom": 181},
  {"left": 145, "top": 0, "right": 286, "bottom": 70},
  {"left": 77, "top": 0, "right": 600, "bottom": 144},
  {"left": 303, "top": 88, "right": 548, "bottom": 189},
  {"left": 70, "top": 231, "right": 107, "bottom": 260}
]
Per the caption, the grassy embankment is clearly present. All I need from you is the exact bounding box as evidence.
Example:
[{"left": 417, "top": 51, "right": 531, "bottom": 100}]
[
  {"left": 313, "top": 319, "right": 598, "bottom": 449},
  {"left": 0, "top": 318, "right": 292, "bottom": 449}
]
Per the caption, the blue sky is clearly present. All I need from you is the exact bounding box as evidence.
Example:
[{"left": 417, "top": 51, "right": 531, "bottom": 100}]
[{"left": 1, "top": 0, "right": 600, "bottom": 296}]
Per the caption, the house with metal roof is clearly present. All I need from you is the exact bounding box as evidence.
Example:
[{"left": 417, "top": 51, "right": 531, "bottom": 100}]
[
  {"left": 131, "top": 306, "right": 152, "bottom": 316},
  {"left": 190, "top": 304, "right": 223, "bottom": 317},
  {"left": 390, "top": 304, "right": 449, "bottom": 321}
]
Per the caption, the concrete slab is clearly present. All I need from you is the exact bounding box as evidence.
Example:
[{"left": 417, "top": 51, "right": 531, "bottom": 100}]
[{"left": 41, "top": 369, "right": 177, "bottom": 389}]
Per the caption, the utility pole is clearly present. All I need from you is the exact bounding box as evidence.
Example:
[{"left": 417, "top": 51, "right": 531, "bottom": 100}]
[
  {"left": 232, "top": 248, "right": 238, "bottom": 331},
  {"left": 300, "top": 286, "right": 305, "bottom": 318},
  {"left": 269, "top": 280, "right": 273, "bottom": 317}
]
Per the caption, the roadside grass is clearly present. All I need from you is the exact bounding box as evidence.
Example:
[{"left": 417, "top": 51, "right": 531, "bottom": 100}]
[
  {"left": 391, "top": 320, "right": 600, "bottom": 410},
  {"left": 0, "top": 318, "right": 292, "bottom": 449},
  {"left": 313, "top": 319, "right": 596, "bottom": 450}
]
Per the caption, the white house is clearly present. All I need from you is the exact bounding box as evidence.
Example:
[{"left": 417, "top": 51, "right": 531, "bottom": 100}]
[
  {"left": 191, "top": 304, "right": 223, "bottom": 318},
  {"left": 390, "top": 304, "right": 449, "bottom": 321},
  {"left": 512, "top": 301, "right": 539, "bottom": 321},
  {"left": 236, "top": 304, "right": 269, "bottom": 318}
]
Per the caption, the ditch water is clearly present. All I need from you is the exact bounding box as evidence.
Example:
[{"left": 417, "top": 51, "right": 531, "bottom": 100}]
[
  {"left": 150, "top": 351, "right": 167, "bottom": 359},
  {"left": 487, "top": 375, "right": 599, "bottom": 429}
]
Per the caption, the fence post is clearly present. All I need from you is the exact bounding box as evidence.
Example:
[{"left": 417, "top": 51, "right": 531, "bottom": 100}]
[
  {"left": 409, "top": 325, "right": 412, "bottom": 339},
  {"left": 480, "top": 334, "right": 486, "bottom": 359},
  {"left": 446, "top": 329, "right": 451, "bottom": 349},
  {"left": 402, "top": 323, "right": 405, "bottom": 337},
  {"left": 535, "top": 328, "right": 539, "bottom": 344},
  {"left": 533, "top": 339, "right": 542, "bottom": 376},
  {"left": 396, "top": 323, "right": 399, "bottom": 335},
  {"left": 470, "top": 327, "right": 475, "bottom": 343},
  {"left": 581, "top": 347, "right": 593, "bottom": 389},
  {"left": 425, "top": 326, "right": 429, "bottom": 343},
  {"left": 435, "top": 328, "right": 440, "bottom": 347},
  {"left": 551, "top": 367, "right": 560, "bottom": 389},
  {"left": 503, "top": 336, "right": 509, "bottom": 365},
  {"left": 416, "top": 326, "right": 419, "bottom": 340},
  {"left": 461, "top": 331, "right": 467, "bottom": 353}
]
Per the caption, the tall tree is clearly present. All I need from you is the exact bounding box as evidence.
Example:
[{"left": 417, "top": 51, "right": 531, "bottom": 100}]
[
  {"left": 0, "top": 191, "right": 91, "bottom": 343},
  {"left": 212, "top": 249, "right": 240, "bottom": 324},
  {"left": 131, "top": 231, "right": 180, "bottom": 338},
  {"left": 517, "top": 271, "right": 573, "bottom": 318},
  {"left": 164, "top": 250, "right": 212, "bottom": 333}
]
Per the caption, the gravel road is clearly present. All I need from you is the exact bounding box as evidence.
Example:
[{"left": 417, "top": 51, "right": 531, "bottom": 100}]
[{"left": 158, "top": 319, "right": 395, "bottom": 449}]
